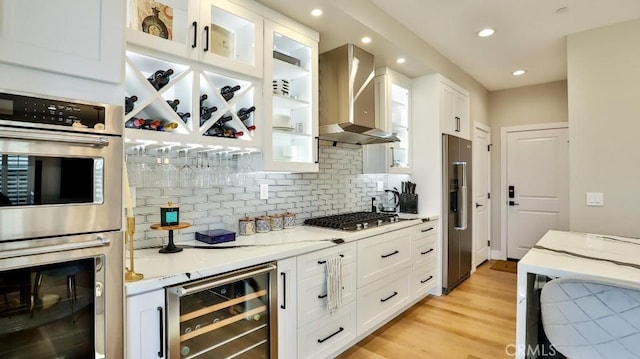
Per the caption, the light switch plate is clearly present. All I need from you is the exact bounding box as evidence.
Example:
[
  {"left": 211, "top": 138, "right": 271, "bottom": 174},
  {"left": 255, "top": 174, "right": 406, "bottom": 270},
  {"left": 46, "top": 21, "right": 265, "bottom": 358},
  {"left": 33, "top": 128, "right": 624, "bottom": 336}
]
[
  {"left": 376, "top": 181, "right": 384, "bottom": 191},
  {"left": 260, "top": 184, "right": 269, "bottom": 200},
  {"left": 586, "top": 192, "right": 604, "bottom": 206}
]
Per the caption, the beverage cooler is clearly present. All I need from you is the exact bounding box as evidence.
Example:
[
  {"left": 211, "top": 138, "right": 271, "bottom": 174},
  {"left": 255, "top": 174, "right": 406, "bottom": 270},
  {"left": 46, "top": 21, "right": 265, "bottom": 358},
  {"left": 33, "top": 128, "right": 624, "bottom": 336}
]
[{"left": 166, "top": 263, "right": 277, "bottom": 358}]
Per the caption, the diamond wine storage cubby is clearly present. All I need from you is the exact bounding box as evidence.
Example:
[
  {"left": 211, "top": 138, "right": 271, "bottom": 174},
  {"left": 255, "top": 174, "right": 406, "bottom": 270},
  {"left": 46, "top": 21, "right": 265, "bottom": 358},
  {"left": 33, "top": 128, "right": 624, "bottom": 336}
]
[{"left": 125, "top": 49, "right": 261, "bottom": 149}]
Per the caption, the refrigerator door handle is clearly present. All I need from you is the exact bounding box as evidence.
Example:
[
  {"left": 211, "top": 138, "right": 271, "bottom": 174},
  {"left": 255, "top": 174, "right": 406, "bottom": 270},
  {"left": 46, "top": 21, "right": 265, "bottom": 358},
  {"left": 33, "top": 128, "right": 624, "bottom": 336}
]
[{"left": 454, "top": 161, "right": 468, "bottom": 230}]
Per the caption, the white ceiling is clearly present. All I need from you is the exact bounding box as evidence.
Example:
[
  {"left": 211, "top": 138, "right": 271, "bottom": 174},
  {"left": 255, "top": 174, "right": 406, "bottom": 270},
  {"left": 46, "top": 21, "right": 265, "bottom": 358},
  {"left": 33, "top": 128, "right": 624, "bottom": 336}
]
[{"left": 256, "top": 0, "right": 640, "bottom": 91}]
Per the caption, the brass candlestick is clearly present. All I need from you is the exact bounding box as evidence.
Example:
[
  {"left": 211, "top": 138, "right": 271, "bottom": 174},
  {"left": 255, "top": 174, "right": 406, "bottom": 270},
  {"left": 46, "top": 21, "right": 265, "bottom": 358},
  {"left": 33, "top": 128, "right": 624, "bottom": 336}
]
[{"left": 125, "top": 216, "right": 144, "bottom": 282}]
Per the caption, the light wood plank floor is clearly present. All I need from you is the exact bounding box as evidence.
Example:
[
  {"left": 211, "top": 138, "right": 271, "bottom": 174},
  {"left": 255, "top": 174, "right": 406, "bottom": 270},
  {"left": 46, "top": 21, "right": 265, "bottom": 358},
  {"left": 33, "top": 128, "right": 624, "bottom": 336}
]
[{"left": 337, "top": 260, "right": 517, "bottom": 359}]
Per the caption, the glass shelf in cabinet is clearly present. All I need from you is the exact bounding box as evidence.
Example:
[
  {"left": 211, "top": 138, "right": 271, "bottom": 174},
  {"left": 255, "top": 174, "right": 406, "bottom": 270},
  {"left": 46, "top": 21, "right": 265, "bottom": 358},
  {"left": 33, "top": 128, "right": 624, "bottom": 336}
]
[
  {"left": 273, "top": 94, "right": 309, "bottom": 109},
  {"left": 272, "top": 59, "right": 309, "bottom": 80}
]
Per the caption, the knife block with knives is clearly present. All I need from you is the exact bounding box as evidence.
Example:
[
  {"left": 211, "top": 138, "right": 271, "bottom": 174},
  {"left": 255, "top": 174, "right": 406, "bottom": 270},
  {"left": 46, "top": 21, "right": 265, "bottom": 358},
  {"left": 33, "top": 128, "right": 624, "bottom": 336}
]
[{"left": 399, "top": 181, "right": 418, "bottom": 214}]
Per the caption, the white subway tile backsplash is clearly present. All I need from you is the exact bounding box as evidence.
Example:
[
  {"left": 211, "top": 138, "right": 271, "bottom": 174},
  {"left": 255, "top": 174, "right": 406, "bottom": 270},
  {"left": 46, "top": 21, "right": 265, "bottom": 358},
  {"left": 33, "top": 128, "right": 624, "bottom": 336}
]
[{"left": 130, "top": 144, "right": 387, "bottom": 246}]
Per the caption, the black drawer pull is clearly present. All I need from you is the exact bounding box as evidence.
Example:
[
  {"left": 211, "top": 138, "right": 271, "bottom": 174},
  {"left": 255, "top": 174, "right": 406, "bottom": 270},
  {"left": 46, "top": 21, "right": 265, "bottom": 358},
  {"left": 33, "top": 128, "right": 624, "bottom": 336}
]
[
  {"left": 421, "top": 275, "right": 434, "bottom": 284},
  {"left": 318, "top": 293, "right": 327, "bottom": 299},
  {"left": 318, "top": 254, "right": 344, "bottom": 264},
  {"left": 381, "top": 291, "right": 398, "bottom": 302},
  {"left": 421, "top": 227, "right": 434, "bottom": 232},
  {"left": 191, "top": 21, "right": 197, "bottom": 48},
  {"left": 280, "top": 272, "right": 287, "bottom": 309},
  {"left": 381, "top": 250, "right": 399, "bottom": 258},
  {"left": 157, "top": 306, "right": 164, "bottom": 357},
  {"left": 203, "top": 25, "right": 209, "bottom": 52},
  {"left": 421, "top": 248, "right": 434, "bottom": 255},
  {"left": 317, "top": 327, "right": 344, "bottom": 343}
]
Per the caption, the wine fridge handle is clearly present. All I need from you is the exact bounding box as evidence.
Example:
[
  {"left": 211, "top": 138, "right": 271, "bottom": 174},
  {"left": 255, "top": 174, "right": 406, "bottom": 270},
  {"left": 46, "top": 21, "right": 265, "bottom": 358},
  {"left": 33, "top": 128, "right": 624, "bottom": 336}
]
[
  {"left": 315, "top": 136, "right": 320, "bottom": 164},
  {"left": 176, "top": 263, "right": 276, "bottom": 296},
  {"left": 203, "top": 25, "right": 210, "bottom": 52},
  {"left": 191, "top": 21, "right": 197, "bottom": 48},
  {"left": 0, "top": 127, "right": 109, "bottom": 147},
  {"left": 157, "top": 306, "right": 164, "bottom": 358}
]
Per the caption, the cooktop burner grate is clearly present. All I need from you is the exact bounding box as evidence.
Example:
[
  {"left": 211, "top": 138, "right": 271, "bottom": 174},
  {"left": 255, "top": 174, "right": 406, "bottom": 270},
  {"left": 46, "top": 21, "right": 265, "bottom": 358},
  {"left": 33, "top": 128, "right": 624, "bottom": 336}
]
[{"left": 303, "top": 211, "right": 402, "bottom": 231}]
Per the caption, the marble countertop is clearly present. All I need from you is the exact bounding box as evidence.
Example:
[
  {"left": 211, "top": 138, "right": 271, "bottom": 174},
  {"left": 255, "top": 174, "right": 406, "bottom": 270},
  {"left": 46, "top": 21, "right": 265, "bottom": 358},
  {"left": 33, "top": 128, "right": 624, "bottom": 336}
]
[
  {"left": 518, "top": 229, "right": 640, "bottom": 284},
  {"left": 125, "top": 214, "right": 439, "bottom": 296}
]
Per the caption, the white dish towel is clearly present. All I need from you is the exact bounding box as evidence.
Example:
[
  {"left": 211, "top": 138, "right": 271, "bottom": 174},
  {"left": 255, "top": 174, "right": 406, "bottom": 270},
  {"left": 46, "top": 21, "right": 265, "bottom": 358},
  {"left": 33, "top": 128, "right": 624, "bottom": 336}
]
[{"left": 325, "top": 256, "right": 343, "bottom": 313}]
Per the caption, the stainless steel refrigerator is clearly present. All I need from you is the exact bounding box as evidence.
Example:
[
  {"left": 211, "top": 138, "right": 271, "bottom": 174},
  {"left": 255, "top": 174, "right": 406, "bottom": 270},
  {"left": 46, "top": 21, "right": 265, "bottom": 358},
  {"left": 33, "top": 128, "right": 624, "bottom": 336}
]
[{"left": 442, "top": 134, "right": 473, "bottom": 294}]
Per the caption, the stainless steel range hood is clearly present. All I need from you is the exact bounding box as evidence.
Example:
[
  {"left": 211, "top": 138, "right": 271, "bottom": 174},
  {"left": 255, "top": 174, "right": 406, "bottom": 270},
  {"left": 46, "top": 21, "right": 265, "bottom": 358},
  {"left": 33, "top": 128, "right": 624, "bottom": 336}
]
[{"left": 319, "top": 44, "right": 400, "bottom": 145}]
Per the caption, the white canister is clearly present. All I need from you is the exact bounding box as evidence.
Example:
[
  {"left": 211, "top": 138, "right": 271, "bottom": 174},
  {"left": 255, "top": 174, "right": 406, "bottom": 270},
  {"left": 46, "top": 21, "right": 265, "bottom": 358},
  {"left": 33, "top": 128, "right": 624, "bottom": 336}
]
[
  {"left": 283, "top": 213, "right": 296, "bottom": 229},
  {"left": 256, "top": 216, "right": 271, "bottom": 233},
  {"left": 239, "top": 218, "right": 255, "bottom": 236}
]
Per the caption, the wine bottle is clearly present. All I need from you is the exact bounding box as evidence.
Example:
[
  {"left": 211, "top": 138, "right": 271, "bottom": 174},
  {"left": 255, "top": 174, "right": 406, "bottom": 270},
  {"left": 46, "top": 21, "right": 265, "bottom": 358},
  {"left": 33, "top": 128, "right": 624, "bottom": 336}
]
[
  {"left": 147, "top": 68, "right": 174, "bottom": 90},
  {"left": 177, "top": 112, "right": 191, "bottom": 123},
  {"left": 220, "top": 85, "right": 241, "bottom": 101},
  {"left": 236, "top": 106, "right": 256, "bottom": 120},
  {"left": 125, "top": 117, "right": 140, "bottom": 128},
  {"left": 158, "top": 122, "right": 178, "bottom": 131},
  {"left": 200, "top": 106, "right": 218, "bottom": 125},
  {"left": 124, "top": 95, "right": 138, "bottom": 114},
  {"left": 166, "top": 99, "right": 180, "bottom": 112}
]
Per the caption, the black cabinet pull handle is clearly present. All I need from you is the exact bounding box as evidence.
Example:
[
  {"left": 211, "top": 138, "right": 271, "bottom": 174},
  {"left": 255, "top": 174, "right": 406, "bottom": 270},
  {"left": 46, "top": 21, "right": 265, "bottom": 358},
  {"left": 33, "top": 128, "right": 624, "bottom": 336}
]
[
  {"left": 192, "top": 21, "right": 198, "bottom": 48},
  {"left": 381, "top": 250, "right": 399, "bottom": 258},
  {"left": 380, "top": 291, "right": 398, "bottom": 302},
  {"left": 315, "top": 136, "right": 320, "bottom": 164},
  {"left": 157, "top": 306, "right": 164, "bottom": 358},
  {"left": 455, "top": 116, "right": 460, "bottom": 132},
  {"left": 421, "top": 227, "right": 434, "bottom": 232},
  {"left": 421, "top": 275, "right": 434, "bottom": 284},
  {"left": 318, "top": 254, "right": 343, "bottom": 264},
  {"left": 421, "top": 248, "right": 434, "bottom": 255},
  {"left": 318, "top": 293, "right": 327, "bottom": 299},
  {"left": 317, "top": 327, "right": 344, "bottom": 343},
  {"left": 390, "top": 146, "right": 395, "bottom": 167},
  {"left": 280, "top": 272, "right": 286, "bottom": 309},
  {"left": 203, "top": 25, "right": 209, "bottom": 52}
]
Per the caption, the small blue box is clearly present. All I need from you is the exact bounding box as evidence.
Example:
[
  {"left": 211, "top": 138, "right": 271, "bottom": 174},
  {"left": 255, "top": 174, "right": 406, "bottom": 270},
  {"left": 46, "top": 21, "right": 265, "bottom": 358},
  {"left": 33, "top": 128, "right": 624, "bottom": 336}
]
[{"left": 195, "top": 229, "right": 236, "bottom": 244}]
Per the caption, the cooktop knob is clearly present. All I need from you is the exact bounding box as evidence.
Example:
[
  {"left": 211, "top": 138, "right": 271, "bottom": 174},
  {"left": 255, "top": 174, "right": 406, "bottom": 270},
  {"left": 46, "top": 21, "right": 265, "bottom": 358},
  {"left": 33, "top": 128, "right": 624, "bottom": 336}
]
[
  {"left": 356, "top": 223, "right": 363, "bottom": 230},
  {"left": 362, "top": 222, "right": 369, "bottom": 229},
  {"left": 377, "top": 219, "right": 384, "bottom": 226}
]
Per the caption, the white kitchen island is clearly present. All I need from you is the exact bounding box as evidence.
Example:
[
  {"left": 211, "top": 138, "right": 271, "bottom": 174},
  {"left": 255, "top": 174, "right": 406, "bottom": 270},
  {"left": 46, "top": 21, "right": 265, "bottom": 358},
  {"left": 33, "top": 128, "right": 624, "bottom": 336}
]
[{"left": 516, "top": 230, "right": 640, "bottom": 358}]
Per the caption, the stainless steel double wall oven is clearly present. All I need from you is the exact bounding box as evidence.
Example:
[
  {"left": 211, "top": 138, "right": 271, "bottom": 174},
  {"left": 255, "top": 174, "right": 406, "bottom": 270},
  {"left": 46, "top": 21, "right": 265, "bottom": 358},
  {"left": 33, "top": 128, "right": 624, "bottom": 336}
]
[{"left": 0, "top": 89, "right": 124, "bottom": 358}]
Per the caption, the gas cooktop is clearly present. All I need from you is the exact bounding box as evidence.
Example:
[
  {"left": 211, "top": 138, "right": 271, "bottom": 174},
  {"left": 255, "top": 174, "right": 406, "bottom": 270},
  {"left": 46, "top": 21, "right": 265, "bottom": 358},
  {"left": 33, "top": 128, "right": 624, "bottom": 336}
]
[{"left": 303, "top": 211, "right": 405, "bottom": 231}]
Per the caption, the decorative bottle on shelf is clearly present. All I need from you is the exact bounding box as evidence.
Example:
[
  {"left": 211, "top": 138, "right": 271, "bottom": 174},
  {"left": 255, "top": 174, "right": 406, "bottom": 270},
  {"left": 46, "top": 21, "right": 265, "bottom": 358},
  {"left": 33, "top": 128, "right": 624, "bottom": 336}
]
[
  {"left": 220, "top": 85, "right": 241, "bottom": 101},
  {"left": 147, "top": 68, "right": 174, "bottom": 90},
  {"left": 238, "top": 106, "right": 256, "bottom": 131},
  {"left": 166, "top": 99, "right": 180, "bottom": 112},
  {"left": 124, "top": 95, "right": 138, "bottom": 114}
]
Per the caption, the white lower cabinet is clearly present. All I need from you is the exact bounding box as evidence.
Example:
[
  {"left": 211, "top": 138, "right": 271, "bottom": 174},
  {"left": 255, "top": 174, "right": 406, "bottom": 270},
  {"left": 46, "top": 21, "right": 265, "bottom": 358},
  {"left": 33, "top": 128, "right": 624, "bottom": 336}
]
[
  {"left": 357, "top": 228, "right": 412, "bottom": 286},
  {"left": 297, "top": 301, "right": 358, "bottom": 359},
  {"left": 356, "top": 265, "right": 412, "bottom": 336},
  {"left": 297, "top": 261, "right": 356, "bottom": 322},
  {"left": 126, "top": 289, "right": 166, "bottom": 359},
  {"left": 411, "top": 222, "right": 439, "bottom": 299},
  {"left": 277, "top": 257, "right": 297, "bottom": 359}
]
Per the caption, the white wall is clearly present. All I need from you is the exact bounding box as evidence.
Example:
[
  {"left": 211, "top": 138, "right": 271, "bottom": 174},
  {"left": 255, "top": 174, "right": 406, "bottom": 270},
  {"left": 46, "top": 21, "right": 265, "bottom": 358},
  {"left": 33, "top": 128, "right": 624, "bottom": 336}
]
[
  {"left": 488, "top": 81, "right": 568, "bottom": 251},
  {"left": 567, "top": 19, "right": 640, "bottom": 237}
]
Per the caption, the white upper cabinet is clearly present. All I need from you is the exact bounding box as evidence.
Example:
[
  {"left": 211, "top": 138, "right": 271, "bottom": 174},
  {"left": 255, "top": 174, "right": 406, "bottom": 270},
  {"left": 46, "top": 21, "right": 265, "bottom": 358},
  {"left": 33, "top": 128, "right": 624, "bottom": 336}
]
[
  {"left": 261, "top": 19, "right": 319, "bottom": 172},
  {"left": 439, "top": 76, "right": 470, "bottom": 140},
  {"left": 126, "top": 0, "right": 263, "bottom": 78},
  {"left": 0, "top": 0, "right": 124, "bottom": 83},
  {"left": 363, "top": 67, "right": 411, "bottom": 174}
]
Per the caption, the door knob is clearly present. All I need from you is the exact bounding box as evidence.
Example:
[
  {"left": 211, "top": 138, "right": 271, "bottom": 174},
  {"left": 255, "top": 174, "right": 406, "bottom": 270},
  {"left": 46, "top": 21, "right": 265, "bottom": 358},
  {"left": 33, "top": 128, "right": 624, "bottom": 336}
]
[
  {"left": 475, "top": 203, "right": 483, "bottom": 208},
  {"left": 508, "top": 201, "right": 520, "bottom": 206}
]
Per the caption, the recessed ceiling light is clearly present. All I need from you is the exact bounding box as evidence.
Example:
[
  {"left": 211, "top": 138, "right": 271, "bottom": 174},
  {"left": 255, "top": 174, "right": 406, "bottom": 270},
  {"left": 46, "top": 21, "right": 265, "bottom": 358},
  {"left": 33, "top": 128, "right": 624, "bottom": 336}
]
[
  {"left": 477, "top": 28, "right": 495, "bottom": 38},
  {"left": 310, "top": 8, "right": 323, "bottom": 17},
  {"left": 512, "top": 69, "right": 526, "bottom": 76},
  {"left": 396, "top": 58, "right": 406, "bottom": 64},
  {"left": 361, "top": 37, "right": 372, "bottom": 44}
]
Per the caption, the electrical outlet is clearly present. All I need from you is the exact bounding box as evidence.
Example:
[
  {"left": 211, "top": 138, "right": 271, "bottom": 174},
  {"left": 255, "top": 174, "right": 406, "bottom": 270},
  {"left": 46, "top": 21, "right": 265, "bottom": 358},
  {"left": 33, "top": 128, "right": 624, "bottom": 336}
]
[
  {"left": 586, "top": 192, "right": 604, "bottom": 206},
  {"left": 260, "top": 184, "right": 269, "bottom": 200},
  {"left": 376, "top": 181, "right": 384, "bottom": 191}
]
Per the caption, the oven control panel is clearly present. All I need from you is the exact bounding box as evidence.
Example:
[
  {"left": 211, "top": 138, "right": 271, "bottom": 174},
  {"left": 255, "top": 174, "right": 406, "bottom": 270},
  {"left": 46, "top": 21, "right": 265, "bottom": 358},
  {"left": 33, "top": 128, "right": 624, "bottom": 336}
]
[{"left": 0, "top": 91, "right": 106, "bottom": 130}]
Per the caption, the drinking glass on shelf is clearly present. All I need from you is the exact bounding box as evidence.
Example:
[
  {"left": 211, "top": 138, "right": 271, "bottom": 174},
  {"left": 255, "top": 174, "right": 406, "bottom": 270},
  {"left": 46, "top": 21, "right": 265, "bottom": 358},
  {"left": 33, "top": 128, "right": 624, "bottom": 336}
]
[
  {"left": 178, "top": 151, "right": 196, "bottom": 188},
  {"left": 161, "top": 149, "right": 178, "bottom": 188}
]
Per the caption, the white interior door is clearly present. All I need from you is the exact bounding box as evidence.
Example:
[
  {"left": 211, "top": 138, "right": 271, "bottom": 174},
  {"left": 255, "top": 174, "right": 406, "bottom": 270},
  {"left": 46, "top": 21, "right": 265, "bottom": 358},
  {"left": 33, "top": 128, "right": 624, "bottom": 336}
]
[
  {"left": 506, "top": 128, "right": 569, "bottom": 259},
  {"left": 473, "top": 123, "right": 491, "bottom": 267}
]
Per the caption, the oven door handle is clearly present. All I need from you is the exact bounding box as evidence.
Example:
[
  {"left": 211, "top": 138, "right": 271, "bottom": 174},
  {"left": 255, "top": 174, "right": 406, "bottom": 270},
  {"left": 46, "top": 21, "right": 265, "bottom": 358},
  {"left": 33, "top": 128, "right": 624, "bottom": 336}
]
[
  {"left": 0, "top": 236, "right": 111, "bottom": 259},
  {"left": 0, "top": 127, "right": 110, "bottom": 147}
]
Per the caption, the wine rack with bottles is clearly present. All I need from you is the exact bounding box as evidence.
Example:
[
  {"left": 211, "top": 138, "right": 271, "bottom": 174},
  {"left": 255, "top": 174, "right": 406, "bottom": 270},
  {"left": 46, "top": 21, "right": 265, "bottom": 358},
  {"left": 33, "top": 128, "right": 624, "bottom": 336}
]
[{"left": 124, "top": 48, "right": 261, "bottom": 150}]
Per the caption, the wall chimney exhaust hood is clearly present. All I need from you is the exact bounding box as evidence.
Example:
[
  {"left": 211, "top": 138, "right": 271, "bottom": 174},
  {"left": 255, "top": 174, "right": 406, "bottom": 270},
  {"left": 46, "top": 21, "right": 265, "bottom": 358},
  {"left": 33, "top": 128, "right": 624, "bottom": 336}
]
[{"left": 319, "top": 44, "right": 400, "bottom": 145}]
